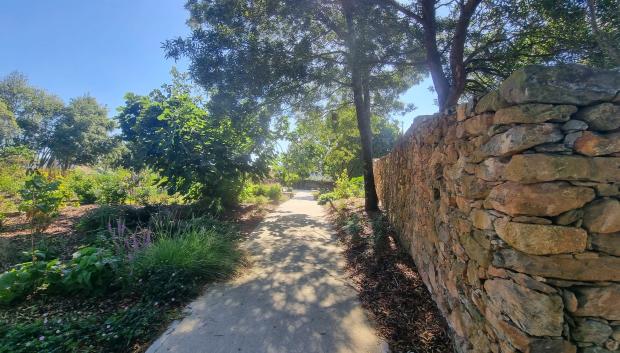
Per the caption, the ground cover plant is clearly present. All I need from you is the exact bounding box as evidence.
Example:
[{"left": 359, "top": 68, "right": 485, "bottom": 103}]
[{"left": 0, "top": 205, "right": 244, "bottom": 353}]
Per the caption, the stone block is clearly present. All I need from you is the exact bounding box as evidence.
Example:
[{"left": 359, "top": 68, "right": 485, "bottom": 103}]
[
  {"left": 475, "top": 157, "right": 508, "bottom": 181},
  {"left": 485, "top": 181, "right": 595, "bottom": 217},
  {"left": 484, "top": 279, "right": 563, "bottom": 336},
  {"left": 494, "top": 104, "right": 576, "bottom": 124},
  {"left": 575, "top": 131, "right": 620, "bottom": 156},
  {"left": 471, "top": 209, "right": 494, "bottom": 230},
  {"left": 479, "top": 124, "right": 563, "bottom": 157},
  {"left": 573, "top": 285, "right": 620, "bottom": 320},
  {"left": 504, "top": 154, "right": 620, "bottom": 183},
  {"left": 583, "top": 198, "right": 620, "bottom": 233},
  {"left": 476, "top": 90, "right": 509, "bottom": 113},
  {"left": 495, "top": 221, "right": 587, "bottom": 255},
  {"left": 493, "top": 249, "right": 620, "bottom": 281},
  {"left": 573, "top": 319, "right": 613, "bottom": 344},
  {"left": 590, "top": 232, "right": 620, "bottom": 256},
  {"left": 499, "top": 64, "right": 620, "bottom": 105},
  {"left": 575, "top": 103, "right": 620, "bottom": 131}
]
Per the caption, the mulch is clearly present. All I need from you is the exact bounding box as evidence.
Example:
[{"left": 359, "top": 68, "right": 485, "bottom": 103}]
[{"left": 327, "top": 202, "right": 454, "bottom": 353}]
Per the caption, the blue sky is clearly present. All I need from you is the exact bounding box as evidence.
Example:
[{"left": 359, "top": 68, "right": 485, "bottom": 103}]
[{"left": 0, "top": 0, "right": 437, "bottom": 130}]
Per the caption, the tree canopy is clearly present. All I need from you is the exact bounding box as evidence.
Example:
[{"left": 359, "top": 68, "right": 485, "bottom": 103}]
[{"left": 116, "top": 76, "right": 275, "bottom": 209}]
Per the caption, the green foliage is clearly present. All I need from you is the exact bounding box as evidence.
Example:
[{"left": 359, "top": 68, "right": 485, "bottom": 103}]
[
  {"left": 317, "top": 192, "right": 336, "bottom": 206},
  {"left": 48, "top": 96, "right": 118, "bottom": 170},
  {"left": 0, "top": 301, "right": 165, "bottom": 353},
  {"left": 95, "top": 170, "right": 129, "bottom": 205},
  {"left": 0, "top": 259, "right": 47, "bottom": 305},
  {"left": 64, "top": 170, "right": 98, "bottom": 204},
  {"left": 61, "top": 247, "right": 120, "bottom": 295},
  {"left": 18, "top": 172, "right": 63, "bottom": 235},
  {"left": 239, "top": 182, "right": 282, "bottom": 204},
  {"left": 132, "top": 217, "right": 239, "bottom": 301},
  {"left": 283, "top": 106, "right": 401, "bottom": 180},
  {"left": 333, "top": 171, "right": 364, "bottom": 199},
  {"left": 116, "top": 73, "right": 273, "bottom": 209},
  {"left": 76, "top": 205, "right": 151, "bottom": 234}
]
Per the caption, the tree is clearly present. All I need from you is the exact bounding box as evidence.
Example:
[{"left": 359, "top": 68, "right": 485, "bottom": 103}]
[
  {"left": 284, "top": 105, "right": 400, "bottom": 180},
  {"left": 165, "top": 0, "right": 423, "bottom": 210},
  {"left": 377, "top": 0, "right": 618, "bottom": 109},
  {"left": 0, "top": 72, "right": 64, "bottom": 153},
  {"left": 0, "top": 100, "right": 18, "bottom": 147},
  {"left": 116, "top": 79, "right": 271, "bottom": 209},
  {"left": 48, "top": 96, "right": 117, "bottom": 171}
]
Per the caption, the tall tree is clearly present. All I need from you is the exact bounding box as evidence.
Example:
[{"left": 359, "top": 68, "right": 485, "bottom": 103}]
[
  {"left": 48, "top": 96, "right": 117, "bottom": 170},
  {"left": 166, "top": 0, "right": 423, "bottom": 210},
  {"left": 285, "top": 105, "right": 400, "bottom": 180},
  {"left": 116, "top": 77, "right": 273, "bottom": 208},
  {"left": 0, "top": 100, "right": 18, "bottom": 147},
  {"left": 378, "top": 0, "right": 618, "bottom": 109},
  {"left": 0, "top": 72, "right": 64, "bottom": 152}
]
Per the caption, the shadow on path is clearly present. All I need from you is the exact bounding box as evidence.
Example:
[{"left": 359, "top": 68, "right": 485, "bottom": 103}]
[{"left": 147, "top": 191, "right": 386, "bottom": 353}]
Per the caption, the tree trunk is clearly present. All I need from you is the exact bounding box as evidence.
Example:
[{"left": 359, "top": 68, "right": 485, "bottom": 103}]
[
  {"left": 342, "top": 0, "right": 379, "bottom": 211},
  {"left": 420, "top": 0, "right": 451, "bottom": 111}
]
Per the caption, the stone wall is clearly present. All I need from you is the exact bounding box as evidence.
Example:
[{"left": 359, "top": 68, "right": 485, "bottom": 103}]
[{"left": 373, "top": 65, "right": 620, "bottom": 353}]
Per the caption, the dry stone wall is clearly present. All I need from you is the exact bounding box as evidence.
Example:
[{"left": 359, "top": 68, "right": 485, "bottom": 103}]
[{"left": 373, "top": 64, "right": 620, "bottom": 353}]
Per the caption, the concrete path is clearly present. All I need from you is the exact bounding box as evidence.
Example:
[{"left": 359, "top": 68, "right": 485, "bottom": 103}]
[{"left": 147, "top": 191, "right": 386, "bottom": 353}]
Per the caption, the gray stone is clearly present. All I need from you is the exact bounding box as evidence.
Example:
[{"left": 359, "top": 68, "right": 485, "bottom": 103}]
[
  {"left": 535, "top": 143, "right": 573, "bottom": 153},
  {"left": 476, "top": 90, "right": 510, "bottom": 113},
  {"left": 479, "top": 124, "right": 563, "bottom": 157},
  {"left": 575, "top": 103, "right": 620, "bottom": 131},
  {"left": 495, "top": 221, "right": 587, "bottom": 255},
  {"left": 555, "top": 209, "right": 584, "bottom": 226},
  {"left": 493, "top": 249, "right": 620, "bottom": 281},
  {"left": 484, "top": 279, "right": 563, "bottom": 336},
  {"left": 583, "top": 198, "right": 620, "bottom": 233},
  {"left": 573, "top": 285, "right": 620, "bottom": 321},
  {"left": 499, "top": 64, "right": 620, "bottom": 105},
  {"left": 485, "top": 181, "right": 595, "bottom": 217},
  {"left": 590, "top": 232, "right": 620, "bottom": 256},
  {"left": 565, "top": 131, "right": 584, "bottom": 148},
  {"left": 504, "top": 154, "right": 620, "bottom": 183},
  {"left": 573, "top": 319, "right": 612, "bottom": 344},
  {"left": 562, "top": 119, "right": 590, "bottom": 132},
  {"left": 475, "top": 157, "right": 509, "bottom": 181},
  {"left": 494, "top": 104, "right": 577, "bottom": 124}
]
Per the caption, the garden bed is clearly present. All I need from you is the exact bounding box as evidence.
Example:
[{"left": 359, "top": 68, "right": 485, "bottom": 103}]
[
  {"left": 325, "top": 199, "right": 453, "bottom": 353},
  {"left": 0, "top": 202, "right": 278, "bottom": 353}
]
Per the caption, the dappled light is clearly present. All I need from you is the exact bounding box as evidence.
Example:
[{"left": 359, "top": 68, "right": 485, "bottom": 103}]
[{"left": 147, "top": 191, "right": 385, "bottom": 353}]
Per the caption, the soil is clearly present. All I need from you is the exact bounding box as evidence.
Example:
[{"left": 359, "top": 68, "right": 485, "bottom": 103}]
[{"left": 326, "top": 200, "right": 454, "bottom": 353}]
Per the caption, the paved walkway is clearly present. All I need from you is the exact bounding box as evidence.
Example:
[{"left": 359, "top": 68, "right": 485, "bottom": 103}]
[{"left": 147, "top": 191, "right": 386, "bottom": 353}]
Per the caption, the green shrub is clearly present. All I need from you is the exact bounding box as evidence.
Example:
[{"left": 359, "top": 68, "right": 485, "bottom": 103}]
[
  {"left": 240, "top": 182, "right": 282, "bottom": 204},
  {"left": 132, "top": 218, "right": 239, "bottom": 301},
  {"left": 61, "top": 247, "right": 120, "bottom": 295},
  {"left": 0, "top": 260, "right": 47, "bottom": 305},
  {"left": 76, "top": 205, "right": 151, "bottom": 234},
  {"left": 317, "top": 192, "right": 336, "bottom": 205},
  {"left": 65, "top": 170, "right": 98, "bottom": 204},
  {"left": 96, "top": 172, "right": 129, "bottom": 205}
]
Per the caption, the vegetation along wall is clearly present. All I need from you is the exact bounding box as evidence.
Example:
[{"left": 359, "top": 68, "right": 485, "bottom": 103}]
[{"left": 373, "top": 64, "right": 620, "bottom": 353}]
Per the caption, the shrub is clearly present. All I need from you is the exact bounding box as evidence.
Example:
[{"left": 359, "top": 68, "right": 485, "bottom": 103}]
[
  {"left": 239, "top": 182, "right": 282, "bottom": 204},
  {"left": 132, "top": 217, "right": 239, "bottom": 301},
  {"left": 96, "top": 172, "right": 129, "bottom": 205},
  {"left": 333, "top": 171, "right": 364, "bottom": 199},
  {"left": 65, "top": 170, "right": 98, "bottom": 204},
  {"left": 61, "top": 247, "right": 120, "bottom": 295},
  {"left": 0, "top": 259, "right": 47, "bottom": 305},
  {"left": 317, "top": 192, "right": 336, "bottom": 205},
  {"left": 76, "top": 205, "right": 151, "bottom": 234}
]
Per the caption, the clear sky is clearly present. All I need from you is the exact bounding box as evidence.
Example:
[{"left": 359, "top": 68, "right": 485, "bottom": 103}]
[{"left": 0, "top": 0, "right": 438, "bottom": 131}]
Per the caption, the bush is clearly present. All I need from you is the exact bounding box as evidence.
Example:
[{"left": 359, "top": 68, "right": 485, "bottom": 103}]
[
  {"left": 239, "top": 182, "right": 282, "bottom": 204},
  {"left": 61, "top": 247, "right": 120, "bottom": 295},
  {"left": 76, "top": 205, "right": 151, "bottom": 234},
  {"left": 65, "top": 170, "right": 98, "bottom": 204},
  {"left": 0, "top": 259, "right": 47, "bottom": 305},
  {"left": 132, "top": 217, "right": 239, "bottom": 301},
  {"left": 317, "top": 192, "right": 336, "bottom": 205},
  {"left": 96, "top": 171, "right": 129, "bottom": 205}
]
